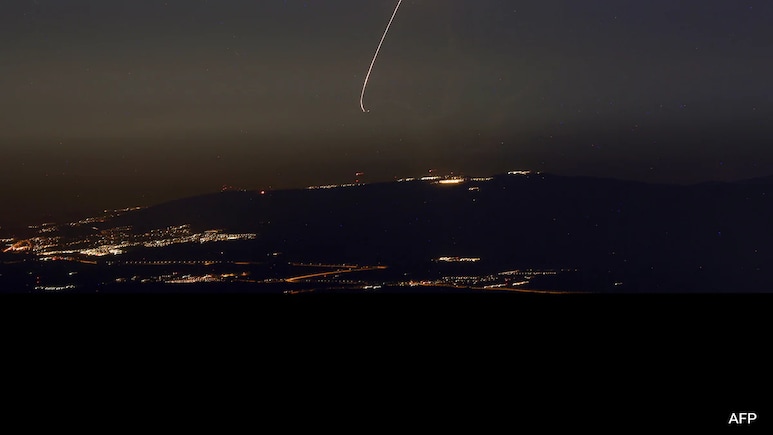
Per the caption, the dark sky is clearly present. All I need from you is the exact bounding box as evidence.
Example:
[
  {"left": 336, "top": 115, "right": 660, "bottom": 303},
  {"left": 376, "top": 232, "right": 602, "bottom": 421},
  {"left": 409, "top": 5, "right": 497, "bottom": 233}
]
[{"left": 1, "top": 0, "right": 772, "bottom": 226}]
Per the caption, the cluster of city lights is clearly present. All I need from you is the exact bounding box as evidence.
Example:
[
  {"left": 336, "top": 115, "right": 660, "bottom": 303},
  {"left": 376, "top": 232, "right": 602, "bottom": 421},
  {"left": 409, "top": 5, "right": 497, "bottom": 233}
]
[
  {"left": 306, "top": 183, "right": 365, "bottom": 190},
  {"left": 166, "top": 274, "right": 223, "bottom": 284},
  {"left": 498, "top": 268, "right": 577, "bottom": 276},
  {"left": 5, "top": 222, "right": 256, "bottom": 258},
  {"left": 435, "top": 256, "right": 481, "bottom": 263},
  {"left": 303, "top": 170, "right": 533, "bottom": 191},
  {"left": 436, "top": 177, "right": 465, "bottom": 185},
  {"left": 34, "top": 284, "right": 77, "bottom": 291}
]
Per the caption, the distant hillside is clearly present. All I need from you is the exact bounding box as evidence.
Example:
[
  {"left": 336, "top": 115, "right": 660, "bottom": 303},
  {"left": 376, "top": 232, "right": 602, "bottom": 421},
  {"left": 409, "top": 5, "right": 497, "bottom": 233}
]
[
  {"left": 95, "top": 172, "right": 773, "bottom": 292},
  {"left": 734, "top": 174, "right": 773, "bottom": 185}
]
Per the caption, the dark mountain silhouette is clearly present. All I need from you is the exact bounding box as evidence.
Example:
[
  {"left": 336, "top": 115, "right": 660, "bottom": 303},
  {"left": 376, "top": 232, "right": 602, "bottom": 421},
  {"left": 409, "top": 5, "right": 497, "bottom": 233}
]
[
  {"left": 3, "top": 172, "right": 772, "bottom": 292},
  {"left": 734, "top": 174, "right": 773, "bottom": 185},
  {"left": 99, "top": 172, "right": 773, "bottom": 292}
]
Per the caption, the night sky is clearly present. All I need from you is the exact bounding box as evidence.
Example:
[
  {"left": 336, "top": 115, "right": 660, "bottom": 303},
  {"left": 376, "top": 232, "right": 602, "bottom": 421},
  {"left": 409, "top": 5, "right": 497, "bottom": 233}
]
[{"left": 2, "top": 0, "right": 772, "bottom": 226}]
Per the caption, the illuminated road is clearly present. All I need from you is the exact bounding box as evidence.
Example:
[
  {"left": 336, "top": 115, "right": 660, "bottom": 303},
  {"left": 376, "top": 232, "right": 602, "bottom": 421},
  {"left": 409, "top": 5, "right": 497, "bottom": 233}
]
[
  {"left": 288, "top": 262, "right": 359, "bottom": 268},
  {"left": 285, "top": 265, "right": 387, "bottom": 283},
  {"left": 3, "top": 240, "right": 32, "bottom": 253}
]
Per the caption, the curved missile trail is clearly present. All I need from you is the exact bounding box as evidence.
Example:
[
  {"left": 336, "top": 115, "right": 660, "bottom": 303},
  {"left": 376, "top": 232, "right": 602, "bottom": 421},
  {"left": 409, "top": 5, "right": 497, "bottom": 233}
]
[{"left": 360, "top": 0, "right": 403, "bottom": 113}]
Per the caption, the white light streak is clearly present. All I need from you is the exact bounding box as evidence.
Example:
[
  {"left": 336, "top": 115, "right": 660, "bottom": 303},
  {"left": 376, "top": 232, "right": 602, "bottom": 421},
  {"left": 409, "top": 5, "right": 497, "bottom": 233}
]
[{"left": 360, "top": 0, "right": 402, "bottom": 113}]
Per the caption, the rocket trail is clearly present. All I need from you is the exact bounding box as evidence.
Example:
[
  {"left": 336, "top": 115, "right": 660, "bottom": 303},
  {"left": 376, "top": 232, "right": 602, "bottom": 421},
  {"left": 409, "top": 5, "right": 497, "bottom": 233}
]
[{"left": 360, "top": 0, "right": 403, "bottom": 113}]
